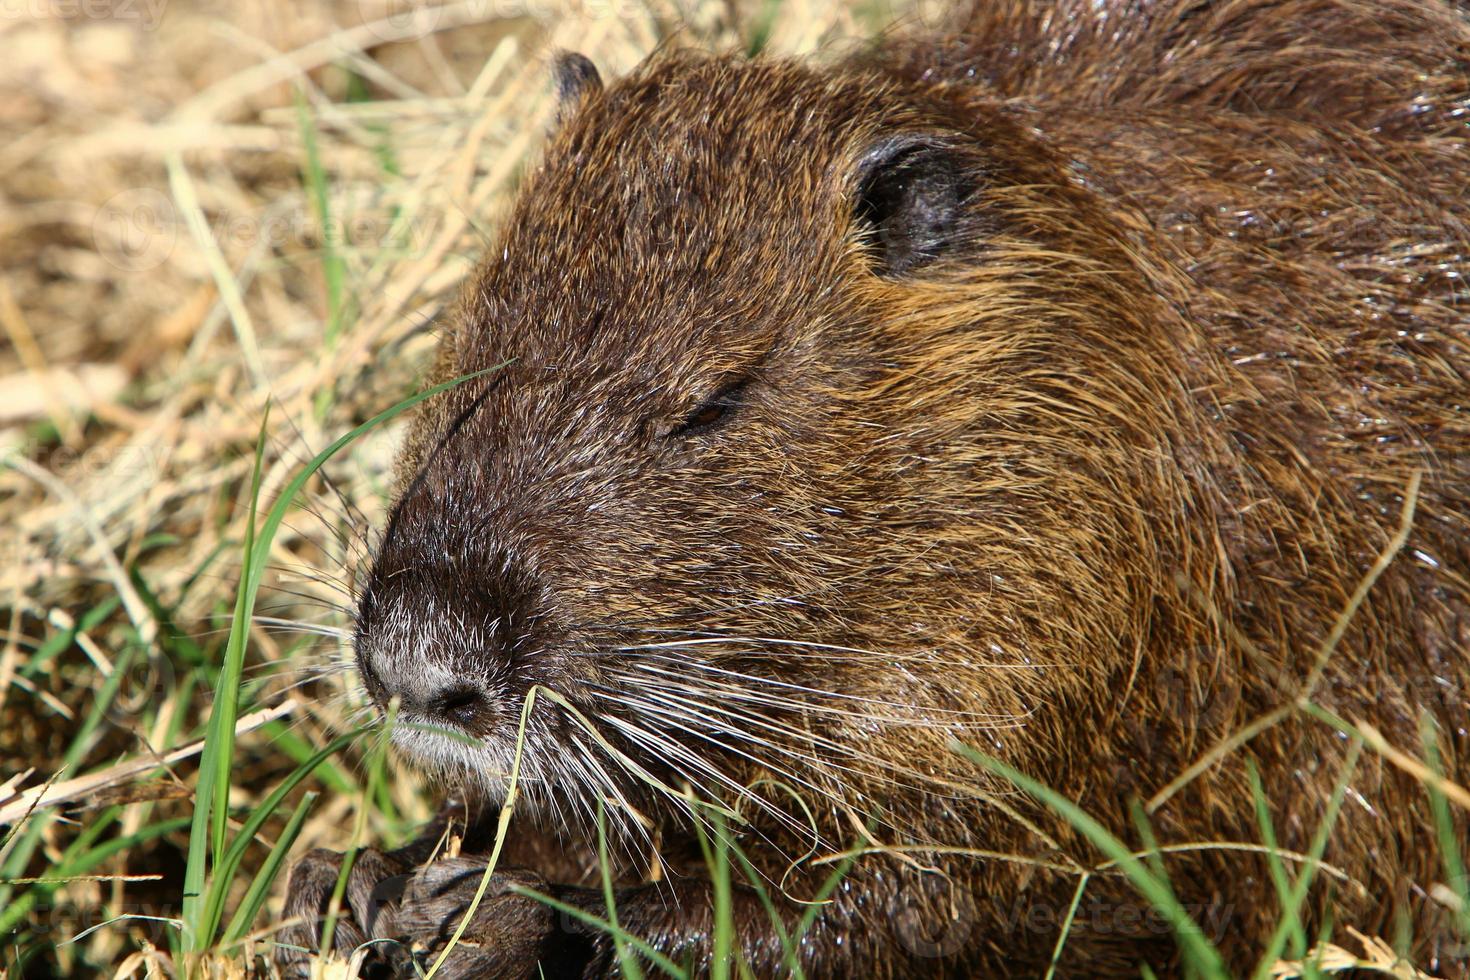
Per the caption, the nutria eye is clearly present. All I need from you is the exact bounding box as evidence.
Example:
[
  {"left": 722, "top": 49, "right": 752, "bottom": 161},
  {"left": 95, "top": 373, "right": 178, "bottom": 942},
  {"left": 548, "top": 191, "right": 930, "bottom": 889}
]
[{"left": 671, "top": 379, "right": 747, "bottom": 438}]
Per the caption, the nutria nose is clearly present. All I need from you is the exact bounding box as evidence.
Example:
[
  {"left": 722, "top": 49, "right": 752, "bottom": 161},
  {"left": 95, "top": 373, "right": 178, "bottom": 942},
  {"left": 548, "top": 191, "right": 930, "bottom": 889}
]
[
  {"left": 359, "top": 650, "right": 499, "bottom": 732},
  {"left": 423, "top": 683, "right": 491, "bottom": 729}
]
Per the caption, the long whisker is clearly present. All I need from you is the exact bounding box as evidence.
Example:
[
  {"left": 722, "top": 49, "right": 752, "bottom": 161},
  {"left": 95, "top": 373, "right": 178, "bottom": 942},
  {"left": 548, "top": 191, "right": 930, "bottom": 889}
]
[
  {"left": 620, "top": 654, "right": 1025, "bottom": 721},
  {"left": 604, "top": 681, "right": 973, "bottom": 810},
  {"left": 250, "top": 616, "right": 352, "bottom": 639},
  {"left": 629, "top": 665, "right": 1031, "bottom": 732},
  {"left": 595, "top": 708, "right": 817, "bottom": 842}
]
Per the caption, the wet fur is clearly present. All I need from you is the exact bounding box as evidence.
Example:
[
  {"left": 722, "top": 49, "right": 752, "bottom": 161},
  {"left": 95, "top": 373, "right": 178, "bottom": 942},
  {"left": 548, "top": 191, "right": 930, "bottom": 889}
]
[{"left": 280, "top": 0, "right": 1470, "bottom": 976}]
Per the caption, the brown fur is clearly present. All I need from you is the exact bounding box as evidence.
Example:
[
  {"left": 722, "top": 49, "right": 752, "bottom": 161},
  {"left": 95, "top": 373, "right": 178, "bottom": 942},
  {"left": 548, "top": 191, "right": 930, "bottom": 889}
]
[{"left": 279, "top": 1, "right": 1470, "bottom": 976}]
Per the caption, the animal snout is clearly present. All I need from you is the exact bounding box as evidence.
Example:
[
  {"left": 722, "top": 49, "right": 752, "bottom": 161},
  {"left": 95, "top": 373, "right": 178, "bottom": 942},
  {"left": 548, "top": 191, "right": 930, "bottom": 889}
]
[
  {"left": 424, "top": 683, "right": 493, "bottom": 729},
  {"left": 356, "top": 539, "right": 549, "bottom": 736}
]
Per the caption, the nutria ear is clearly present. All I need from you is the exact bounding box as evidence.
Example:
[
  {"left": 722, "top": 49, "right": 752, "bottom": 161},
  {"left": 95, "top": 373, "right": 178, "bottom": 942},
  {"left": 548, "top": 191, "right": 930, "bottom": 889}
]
[
  {"left": 552, "top": 51, "right": 603, "bottom": 111},
  {"left": 853, "top": 136, "right": 969, "bottom": 276}
]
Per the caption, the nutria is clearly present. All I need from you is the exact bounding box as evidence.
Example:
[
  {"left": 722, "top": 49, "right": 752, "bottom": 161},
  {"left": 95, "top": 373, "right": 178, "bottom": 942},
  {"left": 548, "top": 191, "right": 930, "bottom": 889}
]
[{"left": 276, "top": 0, "right": 1470, "bottom": 975}]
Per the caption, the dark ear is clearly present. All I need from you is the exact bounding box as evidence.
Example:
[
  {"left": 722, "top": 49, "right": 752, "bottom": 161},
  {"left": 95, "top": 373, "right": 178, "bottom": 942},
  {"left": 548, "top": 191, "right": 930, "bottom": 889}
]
[
  {"left": 853, "top": 136, "right": 971, "bottom": 276},
  {"left": 552, "top": 51, "right": 603, "bottom": 113}
]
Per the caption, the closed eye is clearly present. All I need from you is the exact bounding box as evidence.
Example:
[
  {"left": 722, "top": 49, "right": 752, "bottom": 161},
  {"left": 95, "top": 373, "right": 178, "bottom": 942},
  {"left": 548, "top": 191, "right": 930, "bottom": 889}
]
[{"left": 670, "top": 377, "right": 749, "bottom": 439}]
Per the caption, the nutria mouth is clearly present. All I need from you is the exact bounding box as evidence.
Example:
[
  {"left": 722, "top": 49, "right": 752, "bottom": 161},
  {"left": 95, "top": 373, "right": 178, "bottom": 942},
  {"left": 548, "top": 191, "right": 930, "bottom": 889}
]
[{"left": 279, "top": 1, "right": 1470, "bottom": 976}]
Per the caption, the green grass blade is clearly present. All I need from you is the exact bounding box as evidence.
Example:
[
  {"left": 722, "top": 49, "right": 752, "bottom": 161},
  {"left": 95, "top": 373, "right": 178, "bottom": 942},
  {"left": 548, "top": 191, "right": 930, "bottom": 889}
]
[
  {"left": 1249, "top": 737, "right": 1363, "bottom": 980},
  {"left": 1420, "top": 714, "right": 1470, "bottom": 938},
  {"left": 792, "top": 843, "right": 860, "bottom": 952},
  {"left": 296, "top": 92, "right": 348, "bottom": 352},
  {"left": 725, "top": 837, "right": 802, "bottom": 980},
  {"left": 184, "top": 367, "right": 499, "bottom": 957},
  {"left": 745, "top": 0, "right": 783, "bottom": 55},
  {"left": 1246, "top": 760, "right": 1306, "bottom": 958},
  {"left": 318, "top": 709, "right": 396, "bottom": 961},
  {"left": 221, "top": 791, "right": 319, "bottom": 946},
  {"left": 425, "top": 683, "right": 543, "bottom": 979},
  {"left": 597, "top": 804, "right": 644, "bottom": 980},
  {"left": 214, "top": 413, "right": 268, "bottom": 856},
  {"left": 510, "top": 886, "right": 687, "bottom": 978},
  {"left": 952, "top": 743, "right": 1227, "bottom": 977},
  {"left": 182, "top": 410, "right": 268, "bottom": 955},
  {"left": 1128, "top": 799, "right": 1168, "bottom": 883},
  {"left": 264, "top": 722, "right": 358, "bottom": 795},
  {"left": 707, "top": 811, "right": 734, "bottom": 980},
  {"left": 1043, "top": 872, "right": 1091, "bottom": 980},
  {"left": 200, "top": 731, "right": 363, "bottom": 948}
]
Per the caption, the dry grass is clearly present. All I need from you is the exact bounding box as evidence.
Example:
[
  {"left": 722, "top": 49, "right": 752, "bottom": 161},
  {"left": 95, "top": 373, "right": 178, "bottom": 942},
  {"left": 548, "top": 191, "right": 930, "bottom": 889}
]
[{"left": 0, "top": 0, "right": 917, "bottom": 973}]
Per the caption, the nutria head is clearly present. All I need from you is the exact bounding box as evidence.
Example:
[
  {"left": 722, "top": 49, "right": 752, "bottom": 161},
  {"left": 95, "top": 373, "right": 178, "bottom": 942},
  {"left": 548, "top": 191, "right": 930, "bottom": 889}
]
[{"left": 349, "top": 47, "right": 1221, "bottom": 839}]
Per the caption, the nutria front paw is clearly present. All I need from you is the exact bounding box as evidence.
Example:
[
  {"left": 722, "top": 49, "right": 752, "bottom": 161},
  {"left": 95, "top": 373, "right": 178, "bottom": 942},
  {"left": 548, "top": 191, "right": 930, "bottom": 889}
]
[
  {"left": 386, "top": 858, "right": 555, "bottom": 979},
  {"left": 274, "top": 845, "right": 414, "bottom": 978}
]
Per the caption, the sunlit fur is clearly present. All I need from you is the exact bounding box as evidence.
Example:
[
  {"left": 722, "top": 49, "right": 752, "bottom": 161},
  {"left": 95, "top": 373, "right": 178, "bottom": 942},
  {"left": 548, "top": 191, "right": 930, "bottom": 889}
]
[{"left": 348, "top": 0, "right": 1468, "bottom": 974}]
